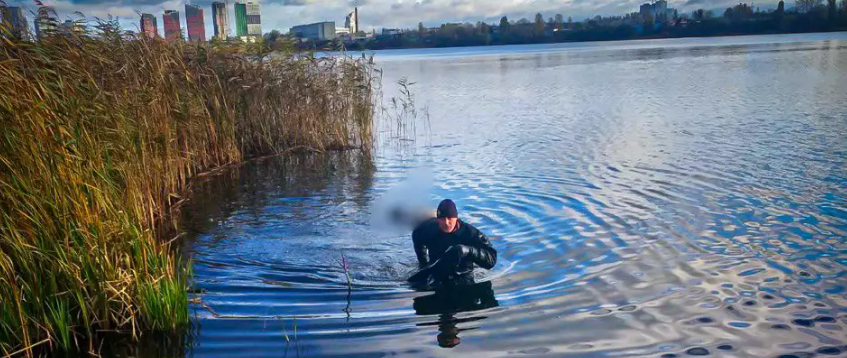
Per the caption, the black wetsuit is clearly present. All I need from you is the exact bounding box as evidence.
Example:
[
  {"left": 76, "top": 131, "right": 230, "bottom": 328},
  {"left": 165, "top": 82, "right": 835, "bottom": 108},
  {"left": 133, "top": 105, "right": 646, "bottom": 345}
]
[{"left": 412, "top": 218, "right": 497, "bottom": 284}]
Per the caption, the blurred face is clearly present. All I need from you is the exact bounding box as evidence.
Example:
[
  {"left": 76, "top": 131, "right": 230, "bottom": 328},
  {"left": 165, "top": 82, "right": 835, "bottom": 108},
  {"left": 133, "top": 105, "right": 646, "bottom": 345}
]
[{"left": 437, "top": 217, "right": 458, "bottom": 233}]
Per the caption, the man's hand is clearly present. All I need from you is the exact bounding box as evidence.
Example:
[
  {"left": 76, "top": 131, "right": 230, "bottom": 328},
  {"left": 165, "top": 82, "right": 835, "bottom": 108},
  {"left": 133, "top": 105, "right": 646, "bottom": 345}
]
[{"left": 445, "top": 244, "right": 472, "bottom": 262}]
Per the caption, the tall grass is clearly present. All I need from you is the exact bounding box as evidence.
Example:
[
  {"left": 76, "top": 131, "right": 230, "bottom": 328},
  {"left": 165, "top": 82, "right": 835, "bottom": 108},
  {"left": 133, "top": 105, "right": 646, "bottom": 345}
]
[{"left": 0, "top": 19, "right": 377, "bottom": 355}]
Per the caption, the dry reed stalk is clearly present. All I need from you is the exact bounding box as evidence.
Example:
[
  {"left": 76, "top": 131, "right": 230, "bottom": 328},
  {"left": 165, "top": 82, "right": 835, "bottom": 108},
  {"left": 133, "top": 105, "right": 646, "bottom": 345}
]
[{"left": 0, "top": 19, "right": 377, "bottom": 355}]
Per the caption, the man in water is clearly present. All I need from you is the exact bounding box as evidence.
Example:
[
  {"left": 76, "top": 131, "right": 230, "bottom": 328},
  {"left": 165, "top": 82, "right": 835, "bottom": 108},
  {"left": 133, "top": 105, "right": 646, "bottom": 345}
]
[{"left": 409, "top": 199, "right": 497, "bottom": 285}]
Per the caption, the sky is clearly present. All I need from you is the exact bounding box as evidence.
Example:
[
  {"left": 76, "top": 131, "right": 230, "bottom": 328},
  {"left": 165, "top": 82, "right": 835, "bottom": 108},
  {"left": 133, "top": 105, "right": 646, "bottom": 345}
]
[{"left": 4, "top": 0, "right": 782, "bottom": 39}]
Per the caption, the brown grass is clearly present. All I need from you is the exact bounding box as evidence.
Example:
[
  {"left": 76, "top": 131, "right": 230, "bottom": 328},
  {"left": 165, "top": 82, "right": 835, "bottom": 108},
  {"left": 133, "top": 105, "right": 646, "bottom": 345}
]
[{"left": 0, "top": 19, "right": 377, "bottom": 355}]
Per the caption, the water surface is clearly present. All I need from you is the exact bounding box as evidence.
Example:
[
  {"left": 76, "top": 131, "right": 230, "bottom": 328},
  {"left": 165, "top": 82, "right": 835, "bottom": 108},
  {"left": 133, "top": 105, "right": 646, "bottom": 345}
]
[{"left": 170, "top": 33, "right": 847, "bottom": 358}]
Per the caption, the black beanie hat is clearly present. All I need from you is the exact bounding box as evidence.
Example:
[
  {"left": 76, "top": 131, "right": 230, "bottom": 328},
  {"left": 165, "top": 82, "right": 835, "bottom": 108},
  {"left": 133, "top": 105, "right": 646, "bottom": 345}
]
[{"left": 436, "top": 199, "right": 458, "bottom": 218}]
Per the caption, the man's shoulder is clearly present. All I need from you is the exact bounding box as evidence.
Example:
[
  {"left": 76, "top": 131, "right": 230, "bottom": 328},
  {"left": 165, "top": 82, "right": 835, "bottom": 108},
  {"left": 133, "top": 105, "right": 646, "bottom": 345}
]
[
  {"left": 413, "top": 218, "right": 439, "bottom": 235},
  {"left": 458, "top": 219, "right": 480, "bottom": 231},
  {"left": 459, "top": 220, "right": 495, "bottom": 247},
  {"left": 458, "top": 219, "right": 486, "bottom": 238}
]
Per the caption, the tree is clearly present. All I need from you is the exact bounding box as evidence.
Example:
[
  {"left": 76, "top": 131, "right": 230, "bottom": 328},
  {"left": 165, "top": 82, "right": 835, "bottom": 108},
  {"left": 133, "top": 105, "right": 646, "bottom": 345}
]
[
  {"left": 642, "top": 17, "right": 655, "bottom": 34},
  {"left": 796, "top": 0, "right": 823, "bottom": 13},
  {"left": 775, "top": 1, "right": 786, "bottom": 24},
  {"left": 693, "top": 9, "right": 705, "bottom": 20},
  {"left": 478, "top": 22, "right": 490, "bottom": 33},
  {"left": 724, "top": 7, "right": 734, "bottom": 18},
  {"left": 499, "top": 16, "right": 510, "bottom": 33},
  {"left": 478, "top": 22, "right": 492, "bottom": 44},
  {"left": 828, "top": 0, "right": 837, "bottom": 22},
  {"left": 732, "top": 3, "right": 754, "bottom": 18},
  {"left": 534, "top": 13, "right": 545, "bottom": 36},
  {"left": 263, "top": 29, "right": 282, "bottom": 49},
  {"left": 842, "top": 0, "right": 847, "bottom": 23},
  {"left": 554, "top": 14, "right": 564, "bottom": 30}
]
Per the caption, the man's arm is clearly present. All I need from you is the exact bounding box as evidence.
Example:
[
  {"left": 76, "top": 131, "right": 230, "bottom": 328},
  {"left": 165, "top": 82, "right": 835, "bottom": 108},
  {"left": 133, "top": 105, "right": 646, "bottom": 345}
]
[
  {"left": 464, "top": 226, "right": 497, "bottom": 270},
  {"left": 412, "top": 228, "right": 429, "bottom": 268}
]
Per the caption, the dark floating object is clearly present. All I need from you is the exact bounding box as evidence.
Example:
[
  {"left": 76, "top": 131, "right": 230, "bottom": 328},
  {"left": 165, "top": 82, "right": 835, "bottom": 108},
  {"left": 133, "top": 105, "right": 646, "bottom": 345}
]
[
  {"left": 792, "top": 318, "right": 815, "bottom": 327},
  {"left": 686, "top": 347, "right": 710, "bottom": 356},
  {"left": 815, "top": 346, "right": 842, "bottom": 355},
  {"left": 716, "top": 344, "right": 733, "bottom": 351},
  {"left": 660, "top": 354, "right": 678, "bottom": 358},
  {"left": 696, "top": 316, "right": 714, "bottom": 324},
  {"left": 814, "top": 316, "right": 835, "bottom": 323},
  {"left": 743, "top": 300, "right": 757, "bottom": 306},
  {"left": 763, "top": 294, "right": 776, "bottom": 300},
  {"left": 771, "top": 323, "right": 791, "bottom": 330}
]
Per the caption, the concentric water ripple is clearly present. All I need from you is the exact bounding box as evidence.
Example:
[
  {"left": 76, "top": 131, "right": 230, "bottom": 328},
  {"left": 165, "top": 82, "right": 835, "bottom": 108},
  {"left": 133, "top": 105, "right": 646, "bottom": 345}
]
[{"left": 138, "top": 34, "right": 847, "bottom": 358}]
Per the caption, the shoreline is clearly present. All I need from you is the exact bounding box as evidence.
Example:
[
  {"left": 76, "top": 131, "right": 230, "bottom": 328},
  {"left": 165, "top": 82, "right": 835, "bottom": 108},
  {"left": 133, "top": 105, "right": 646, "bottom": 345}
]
[{"left": 350, "top": 30, "right": 847, "bottom": 53}]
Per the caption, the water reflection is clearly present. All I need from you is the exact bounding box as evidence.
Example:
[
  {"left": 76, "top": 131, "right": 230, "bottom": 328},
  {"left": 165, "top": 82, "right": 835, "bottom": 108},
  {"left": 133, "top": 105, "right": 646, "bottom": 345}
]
[
  {"left": 413, "top": 281, "right": 499, "bottom": 348},
  {"left": 94, "top": 331, "right": 193, "bottom": 358},
  {"left": 180, "top": 151, "right": 375, "bottom": 237}
]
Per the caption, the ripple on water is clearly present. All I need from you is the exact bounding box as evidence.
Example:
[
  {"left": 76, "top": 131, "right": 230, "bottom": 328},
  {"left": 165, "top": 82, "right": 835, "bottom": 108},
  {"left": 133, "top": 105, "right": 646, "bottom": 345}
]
[{"left": 169, "top": 35, "right": 847, "bottom": 358}]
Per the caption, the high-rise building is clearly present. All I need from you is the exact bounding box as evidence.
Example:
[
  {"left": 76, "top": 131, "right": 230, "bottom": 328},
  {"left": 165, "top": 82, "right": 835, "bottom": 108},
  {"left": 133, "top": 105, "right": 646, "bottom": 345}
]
[
  {"left": 345, "top": 7, "right": 358, "bottom": 35},
  {"left": 234, "top": 2, "right": 260, "bottom": 41},
  {"left": 140, "top": 13, "right": 158, "bottom": 37},
  {"left": 234, "top": 3, "right": 247, "bottom": 37},
  {"left": 185, "top": 4, "right": 205, "bottom": 42},
  {"left": 290, "top": 21, "right": 335, "bottom": 41},
  {"left": 654, "top": 0, "right": 668, "bottom": 21},
  {"left": 163, "top": 10, "right": 181, "bottom": 42},
  {"left": 246, "top": 3, "right": 261, "bottom": 38},
  {"left": 639, "top": 1, "right": 673, "bottom": 22},
  {"left": 212, "top": 2, "right": 229, "bottom": 40},
  {"left": 34, "top": 6, "right": 58, "bottom": 41},
  {"left": 639, "top": 3, "right": 653, "bottom": 19},
  {"left": 1, "top": 6, "right": 29, "bottom": 39}
]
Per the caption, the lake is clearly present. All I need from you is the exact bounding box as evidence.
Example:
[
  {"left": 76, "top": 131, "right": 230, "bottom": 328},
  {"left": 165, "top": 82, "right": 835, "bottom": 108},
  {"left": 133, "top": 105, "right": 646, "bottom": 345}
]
[{"left": 140, "top": 33, "right": 847, "bottom": 358}]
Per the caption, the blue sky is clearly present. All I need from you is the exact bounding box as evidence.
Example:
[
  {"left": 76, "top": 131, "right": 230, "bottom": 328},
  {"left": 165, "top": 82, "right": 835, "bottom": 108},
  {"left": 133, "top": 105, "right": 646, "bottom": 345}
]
[{"left": 4, "top": 0, "right": 781, "bottom": 38}]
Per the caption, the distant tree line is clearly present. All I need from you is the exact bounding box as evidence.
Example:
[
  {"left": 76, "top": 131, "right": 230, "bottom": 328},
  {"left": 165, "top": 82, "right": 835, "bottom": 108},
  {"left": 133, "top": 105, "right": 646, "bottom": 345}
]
[{"left": 338, "top": 0, "right": 847, "bottom": 50}]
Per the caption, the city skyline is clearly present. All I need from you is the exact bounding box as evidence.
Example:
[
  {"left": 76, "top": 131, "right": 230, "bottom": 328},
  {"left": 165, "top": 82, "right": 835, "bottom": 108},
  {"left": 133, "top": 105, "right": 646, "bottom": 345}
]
[{"left": 3, "top": 0, "right": 784, "bottom": 40}]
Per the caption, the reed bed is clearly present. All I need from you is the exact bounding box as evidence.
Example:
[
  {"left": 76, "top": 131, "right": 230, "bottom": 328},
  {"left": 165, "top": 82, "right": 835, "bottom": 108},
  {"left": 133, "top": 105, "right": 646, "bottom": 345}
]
[{"left": 0, "top": 20, "right": 377, "bottom": 356}]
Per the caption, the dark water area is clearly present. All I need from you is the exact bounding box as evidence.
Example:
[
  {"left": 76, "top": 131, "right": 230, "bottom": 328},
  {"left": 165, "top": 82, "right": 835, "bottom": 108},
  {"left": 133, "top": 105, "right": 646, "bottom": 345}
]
[{"left": 131, "top": 33, "right": 847, "bottom": 357}]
